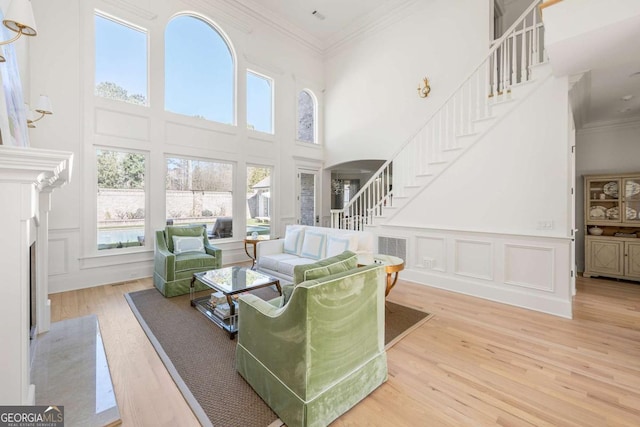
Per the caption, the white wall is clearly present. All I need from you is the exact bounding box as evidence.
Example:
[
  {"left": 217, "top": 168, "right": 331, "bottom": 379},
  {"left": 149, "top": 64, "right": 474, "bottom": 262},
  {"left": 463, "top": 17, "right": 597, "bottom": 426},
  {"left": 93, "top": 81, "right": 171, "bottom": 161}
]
[
  {"left": 390, "top": 73, "right": 571, "bottom": 237},
  {"left": 575, "top": 121, "right": 640, "bottom": 271},
  {"left": 375, "top": 69, "right": 575, "bottom": 318},
  {"left": 28, "top": 0, "right": 324, "bottom": 292},
  {"left": 323, "top": 0, "right": 490, "bottom": 169}
]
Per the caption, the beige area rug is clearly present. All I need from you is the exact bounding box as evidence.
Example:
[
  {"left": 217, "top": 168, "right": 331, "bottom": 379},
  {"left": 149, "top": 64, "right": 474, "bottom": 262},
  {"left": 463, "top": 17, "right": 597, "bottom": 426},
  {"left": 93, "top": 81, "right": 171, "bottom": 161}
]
[{"left": 125, "top": 287, "right": 431, "bottom": 427}]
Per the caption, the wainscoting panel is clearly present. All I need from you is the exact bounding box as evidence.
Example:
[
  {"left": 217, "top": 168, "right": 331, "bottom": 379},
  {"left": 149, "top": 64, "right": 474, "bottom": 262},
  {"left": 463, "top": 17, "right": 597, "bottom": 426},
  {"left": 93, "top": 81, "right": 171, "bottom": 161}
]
[
  {"left": 378, "top": 225, "right": 573, "bottom": 318},
  {"left": 165, "top": 121, "right": 236, "bottom": 151},
  {"left": 454, "top": 239, "right": 493, "bottom": 280},
  {"left": 504, "top": 244, "right": 555, "bottom": 292},
  {"left": 95, "top": 108, "right": 149, "bottom": 141},
  {"left": 415, "top": 236, "right": 446, "bottom": 272}
]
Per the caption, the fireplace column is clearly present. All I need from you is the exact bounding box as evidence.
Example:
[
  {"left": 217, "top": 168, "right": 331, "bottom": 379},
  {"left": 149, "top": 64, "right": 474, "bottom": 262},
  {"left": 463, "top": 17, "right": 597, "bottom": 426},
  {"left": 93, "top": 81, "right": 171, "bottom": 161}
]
[{"left": 0, "top": 146, "right": 72, "bottom": 405}]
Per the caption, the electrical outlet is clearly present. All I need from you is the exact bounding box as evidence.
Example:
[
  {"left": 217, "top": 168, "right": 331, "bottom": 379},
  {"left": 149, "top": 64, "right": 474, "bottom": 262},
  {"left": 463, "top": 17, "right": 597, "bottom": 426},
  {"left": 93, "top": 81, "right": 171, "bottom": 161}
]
[{"left": 422, "top": 257, "right": 434, "bottom": 269}]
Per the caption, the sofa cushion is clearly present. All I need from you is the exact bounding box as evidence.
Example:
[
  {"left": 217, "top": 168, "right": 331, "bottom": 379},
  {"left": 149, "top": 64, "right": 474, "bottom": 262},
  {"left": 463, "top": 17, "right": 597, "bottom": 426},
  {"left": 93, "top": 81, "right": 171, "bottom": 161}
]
[
  {"left": 172, "top": 235, "right": 205, "bottom": 254},
  {"left": 174, "top": 252, "right": 219, "bottom": 279},
  {"left": 284, "top": 227, "right": 304, "bottom": 255},
  {"left": 326, "top": 234, "right": 358, "bottom": 258},
  {"left": 258, "top": 253, "right": 299, "bottom": 272},
  {"left": 300, "top": 231, "right": 326, "bottom": 260},
  {"left": 293, "top": 250, "right": 358, "bottom": 285}
]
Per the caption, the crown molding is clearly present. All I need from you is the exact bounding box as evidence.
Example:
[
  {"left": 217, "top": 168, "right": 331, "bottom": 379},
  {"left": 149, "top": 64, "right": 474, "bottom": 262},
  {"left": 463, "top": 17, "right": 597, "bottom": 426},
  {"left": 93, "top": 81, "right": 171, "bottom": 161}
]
[
  {"left": 222, "top": 0, "right": 324, "bottom": 55},
  {"left": 179, "top": 0, "right": 253, "bottom": 34},
  {"left": 101, "top": 0, "right": 158, "bottom": 20},
  {"left": 324, "top": 0, "right": 421, "bottom": 57}
]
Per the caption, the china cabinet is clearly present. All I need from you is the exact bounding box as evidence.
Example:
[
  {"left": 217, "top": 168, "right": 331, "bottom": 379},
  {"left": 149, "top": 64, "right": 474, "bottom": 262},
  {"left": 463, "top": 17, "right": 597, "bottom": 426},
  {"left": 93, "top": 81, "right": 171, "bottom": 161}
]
[{"left": 584, "top": 173, "right": 640, "bottom": 281}]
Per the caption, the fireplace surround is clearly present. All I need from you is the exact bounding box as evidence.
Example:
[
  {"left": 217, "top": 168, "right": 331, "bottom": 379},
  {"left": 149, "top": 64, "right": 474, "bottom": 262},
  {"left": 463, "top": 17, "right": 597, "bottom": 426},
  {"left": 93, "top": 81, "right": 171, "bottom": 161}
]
[{"left": 0, "top": 146, "right": 72, "bottom": 404}]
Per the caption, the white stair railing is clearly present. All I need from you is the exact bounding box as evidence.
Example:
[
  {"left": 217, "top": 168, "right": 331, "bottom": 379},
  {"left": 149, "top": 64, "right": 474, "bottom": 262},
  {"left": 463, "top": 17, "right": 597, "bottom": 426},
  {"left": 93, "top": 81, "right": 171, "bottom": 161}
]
[{"left": 331, "top": 0, "right": 545, "bottom": 231}]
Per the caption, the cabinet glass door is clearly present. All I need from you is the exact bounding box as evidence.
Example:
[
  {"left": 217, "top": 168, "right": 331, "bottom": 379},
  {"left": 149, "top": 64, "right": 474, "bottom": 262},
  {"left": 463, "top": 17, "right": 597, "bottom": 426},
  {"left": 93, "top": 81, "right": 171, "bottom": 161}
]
[
  {"left": 623, "top": 178, "right": 640, "bottom": 223},
  {"left": 587, "top": 179, "right": 620, "bottom": 223}
]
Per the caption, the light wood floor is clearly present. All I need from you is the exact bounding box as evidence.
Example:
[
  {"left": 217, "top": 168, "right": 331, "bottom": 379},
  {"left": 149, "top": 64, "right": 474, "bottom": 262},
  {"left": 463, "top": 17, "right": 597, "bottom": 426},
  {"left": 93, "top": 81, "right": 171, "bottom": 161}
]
[{"left": 50, "top": 275, "right": 640, "bottom": 426}]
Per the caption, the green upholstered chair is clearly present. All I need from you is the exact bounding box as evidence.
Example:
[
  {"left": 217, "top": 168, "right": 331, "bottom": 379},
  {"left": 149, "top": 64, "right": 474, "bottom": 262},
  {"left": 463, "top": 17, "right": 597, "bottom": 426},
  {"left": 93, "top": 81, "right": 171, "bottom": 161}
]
[
  {"left": 153, "top": 225, "right": 222, "bottom": 297},
  {"left": 236, "top": 263, "right": 388, "bottom": 427}
]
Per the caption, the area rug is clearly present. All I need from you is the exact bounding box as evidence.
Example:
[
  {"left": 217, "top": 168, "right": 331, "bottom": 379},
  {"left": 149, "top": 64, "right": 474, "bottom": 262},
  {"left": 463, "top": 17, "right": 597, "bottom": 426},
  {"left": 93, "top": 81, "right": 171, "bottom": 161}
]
[{"left": 125, "top": 287, "right": 431, "bottom": 427}]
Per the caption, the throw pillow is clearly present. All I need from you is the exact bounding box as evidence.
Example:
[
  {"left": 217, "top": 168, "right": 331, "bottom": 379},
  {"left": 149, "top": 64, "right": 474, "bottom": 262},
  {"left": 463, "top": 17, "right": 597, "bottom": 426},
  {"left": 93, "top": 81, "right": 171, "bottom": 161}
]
[
  {"left": 300, "top": 231, "right": 326, "bottom": 260},
  {"left": 283, "top": 227, "right": 304, "bottom": 255},
  {"left": 326, "top": 234, "right": 358, "bottom": 257},
  {"left": 172, "top": 235, "right": 205, "bottom": 254}
]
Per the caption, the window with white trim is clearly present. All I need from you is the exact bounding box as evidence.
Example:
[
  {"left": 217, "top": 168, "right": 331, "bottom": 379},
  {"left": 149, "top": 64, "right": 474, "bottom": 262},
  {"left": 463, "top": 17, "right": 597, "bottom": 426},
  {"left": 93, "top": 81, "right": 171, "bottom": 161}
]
[
  {"left": 246, "top": 71, "right": 274, "bottom": 134},
  {"left": 297, "top": 90, "right": 316, "bottom": 143}
]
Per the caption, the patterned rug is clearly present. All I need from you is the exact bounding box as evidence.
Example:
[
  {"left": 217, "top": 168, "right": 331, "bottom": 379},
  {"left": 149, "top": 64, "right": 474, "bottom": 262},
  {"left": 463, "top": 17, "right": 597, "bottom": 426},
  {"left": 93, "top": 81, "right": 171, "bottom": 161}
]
[{"left": 125, "top": 287, "right": 431, "bottom": 427}]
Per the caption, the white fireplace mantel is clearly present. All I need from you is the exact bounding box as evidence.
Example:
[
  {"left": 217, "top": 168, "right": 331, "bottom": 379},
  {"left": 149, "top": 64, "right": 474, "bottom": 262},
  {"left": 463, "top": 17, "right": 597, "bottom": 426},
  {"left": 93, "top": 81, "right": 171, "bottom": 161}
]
[{"left": 0, "top": 145, "right": 73, "bottom": 405}]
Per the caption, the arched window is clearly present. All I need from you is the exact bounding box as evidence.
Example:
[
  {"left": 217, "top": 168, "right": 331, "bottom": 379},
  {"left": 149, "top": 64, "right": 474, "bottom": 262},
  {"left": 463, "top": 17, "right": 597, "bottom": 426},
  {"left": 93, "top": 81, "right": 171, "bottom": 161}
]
[
  {"left": 165, "top": 15, "right": 235, "bottom": 124},
  {"left": 297, "top": 90, "right": 316, "bottom": 143}
]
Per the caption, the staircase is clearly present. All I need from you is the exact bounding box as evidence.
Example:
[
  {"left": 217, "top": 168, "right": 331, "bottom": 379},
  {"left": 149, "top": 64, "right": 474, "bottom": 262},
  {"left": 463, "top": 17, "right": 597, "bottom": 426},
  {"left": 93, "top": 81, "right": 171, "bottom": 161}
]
[{"left": 331, "top": 0, "right": 548, "bottom": 231}]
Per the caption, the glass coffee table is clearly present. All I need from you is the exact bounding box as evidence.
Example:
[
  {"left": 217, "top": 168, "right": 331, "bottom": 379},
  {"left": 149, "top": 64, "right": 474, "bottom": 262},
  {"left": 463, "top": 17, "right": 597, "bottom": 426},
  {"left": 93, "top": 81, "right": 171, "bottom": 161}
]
[{"left": 190, "top": 266, "right": 281, "bottom": 339}]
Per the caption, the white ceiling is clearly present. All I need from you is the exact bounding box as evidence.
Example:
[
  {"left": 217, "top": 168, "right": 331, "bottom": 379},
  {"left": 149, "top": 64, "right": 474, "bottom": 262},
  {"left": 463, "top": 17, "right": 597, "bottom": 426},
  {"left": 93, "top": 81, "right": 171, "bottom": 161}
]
[{"left": 235, "top": 0, "right": 640, "bottom": 128}]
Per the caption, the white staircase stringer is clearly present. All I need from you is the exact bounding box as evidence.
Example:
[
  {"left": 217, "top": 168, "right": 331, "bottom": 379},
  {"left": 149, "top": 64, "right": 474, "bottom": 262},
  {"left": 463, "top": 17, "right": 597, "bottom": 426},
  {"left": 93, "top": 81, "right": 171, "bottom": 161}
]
[{"left": 379, "top": 70, "right": 553, "bottom": 225}]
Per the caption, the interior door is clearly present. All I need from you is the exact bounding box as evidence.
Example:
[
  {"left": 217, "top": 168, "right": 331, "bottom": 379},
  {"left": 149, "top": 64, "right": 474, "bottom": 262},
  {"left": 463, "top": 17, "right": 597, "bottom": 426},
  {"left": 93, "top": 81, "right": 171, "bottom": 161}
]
[{"left": 297, "top": 169, "right": 318, "bottom": 226}]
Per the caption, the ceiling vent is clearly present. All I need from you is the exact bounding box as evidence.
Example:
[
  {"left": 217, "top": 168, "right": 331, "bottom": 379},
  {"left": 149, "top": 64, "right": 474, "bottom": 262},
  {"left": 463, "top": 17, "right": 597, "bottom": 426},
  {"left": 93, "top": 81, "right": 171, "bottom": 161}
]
[{"left": 312, "top": 10, "right": 326, "bottom": 20}]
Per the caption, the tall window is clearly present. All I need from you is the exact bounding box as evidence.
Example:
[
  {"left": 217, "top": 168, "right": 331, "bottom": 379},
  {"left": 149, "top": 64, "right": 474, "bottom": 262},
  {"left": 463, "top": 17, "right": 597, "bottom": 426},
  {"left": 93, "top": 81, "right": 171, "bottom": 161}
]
[
  {"left": 247, "top": 166, "right": 272, "bottom": 237},
  {"left": 297, "top": 90, "right": 316, "bottom": 143},
  {"left": 246, "top": 71, "right": 273, "bottom": 134},
  {"left": 96, "top": 149, "right": 146, "bottom": 250},
  {"left": 166, "top": 157, "right": 234, "bottom": 238},
  {"left": 165, "top": 15, "right": 234, "bottom": 124},
  {"left": 95, "top": 12, "right": 148, "bottom": 105}
]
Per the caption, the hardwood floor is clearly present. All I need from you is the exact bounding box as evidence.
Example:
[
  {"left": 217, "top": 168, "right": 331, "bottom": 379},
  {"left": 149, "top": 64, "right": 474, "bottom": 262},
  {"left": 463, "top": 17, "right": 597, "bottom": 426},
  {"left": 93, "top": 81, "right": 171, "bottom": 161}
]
[{"left": 50, "top": 275, "right": 640, "bottom": 426}]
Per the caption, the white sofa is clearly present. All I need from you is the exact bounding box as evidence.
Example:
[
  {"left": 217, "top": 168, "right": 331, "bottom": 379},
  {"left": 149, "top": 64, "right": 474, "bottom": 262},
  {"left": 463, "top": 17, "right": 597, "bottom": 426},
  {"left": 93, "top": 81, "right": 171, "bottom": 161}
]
[{"left": 255, "top": 225, "right": 374, "bottom": 284}]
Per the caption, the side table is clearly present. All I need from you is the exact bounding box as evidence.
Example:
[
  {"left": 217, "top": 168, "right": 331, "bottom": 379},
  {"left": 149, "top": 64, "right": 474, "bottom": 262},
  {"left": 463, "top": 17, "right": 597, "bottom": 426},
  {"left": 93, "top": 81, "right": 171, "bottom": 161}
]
[
  {"left": 244, "top": 235, "right": 273, "bottom": 269},
  {"left": 358, "top": 254, "right": 404, "bottom": 296}
]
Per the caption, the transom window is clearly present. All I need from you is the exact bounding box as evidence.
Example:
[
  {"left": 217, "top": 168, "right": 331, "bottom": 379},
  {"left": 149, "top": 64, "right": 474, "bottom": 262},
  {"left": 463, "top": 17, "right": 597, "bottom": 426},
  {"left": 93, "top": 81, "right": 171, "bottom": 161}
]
[
  {"left": 95, "top": 12, "right": 148, "bottom": 105},
  {"left": 246, "top": 71, "right": 273, "bottom": 134},
  {"left": 165, "top": 15, "right": 235, "bottom": 124},
  {"left": 297, "top": 90, "right": 316, "bottom": 143}
]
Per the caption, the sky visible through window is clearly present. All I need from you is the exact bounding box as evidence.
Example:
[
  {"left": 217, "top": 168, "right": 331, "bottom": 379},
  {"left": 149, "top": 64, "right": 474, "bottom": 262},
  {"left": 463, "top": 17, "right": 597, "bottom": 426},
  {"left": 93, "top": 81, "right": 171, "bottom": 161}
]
[
  {"left": 165, "top": 15, "right": 234, "bottom": 124},
  {"left": 95, "top": 13, "right": 147, "bottom": 103},
  {"left": 95, "top": 12, "right": 279, "bottom": 130},
  {"left": 247, "top": 71, "right": 273, "bottom": 133}
]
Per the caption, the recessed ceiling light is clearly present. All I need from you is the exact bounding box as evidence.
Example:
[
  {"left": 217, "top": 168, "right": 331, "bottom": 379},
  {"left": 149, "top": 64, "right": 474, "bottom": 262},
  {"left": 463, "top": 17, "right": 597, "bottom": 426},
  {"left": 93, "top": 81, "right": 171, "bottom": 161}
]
[
  {"left": 622, "top": 95, "right": 633, "bottom": 101},
  {"left": 312, "top": 10, "right": 326, "bottom": 20}
]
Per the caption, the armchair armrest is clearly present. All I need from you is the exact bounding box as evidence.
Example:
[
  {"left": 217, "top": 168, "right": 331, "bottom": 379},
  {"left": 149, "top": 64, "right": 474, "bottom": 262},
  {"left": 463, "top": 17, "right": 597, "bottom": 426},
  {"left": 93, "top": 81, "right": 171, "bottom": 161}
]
[
  {"left": 255, "top": 239, "right": 284, "bottom": 258},
  {"left": 204, "top": 241, "right": 222, "bottom": 268},
  {"left": 154, "top": 230, "right": 176, "bottom": 281}
]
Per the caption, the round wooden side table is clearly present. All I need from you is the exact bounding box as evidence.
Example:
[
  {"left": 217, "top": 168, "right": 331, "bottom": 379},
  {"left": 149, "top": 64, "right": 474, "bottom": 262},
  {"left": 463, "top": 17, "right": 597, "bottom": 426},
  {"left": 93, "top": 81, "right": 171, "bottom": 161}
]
[{"left": 359, "top": 254, "right": 405, "bottom": 296}]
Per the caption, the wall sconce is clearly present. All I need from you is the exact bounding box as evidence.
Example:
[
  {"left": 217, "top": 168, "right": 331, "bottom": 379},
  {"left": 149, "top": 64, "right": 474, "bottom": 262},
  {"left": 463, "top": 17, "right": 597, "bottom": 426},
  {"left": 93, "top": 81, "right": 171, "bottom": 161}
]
[
  {"left": 0, "top": 0, "right": 38, "bottom": 63},
  {"left": 417, "top": 77, "right": 431, "bottom": 98},
  {"left": 26, "top": 95, "right": 53, "bottom": 128}
]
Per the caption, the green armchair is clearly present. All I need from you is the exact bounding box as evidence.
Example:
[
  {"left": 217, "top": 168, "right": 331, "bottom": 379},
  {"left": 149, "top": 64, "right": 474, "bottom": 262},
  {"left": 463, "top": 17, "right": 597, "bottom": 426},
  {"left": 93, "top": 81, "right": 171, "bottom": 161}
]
[
  {"left": 236, "top": 264, "right": 388, "bottom": 427},
  {"left": 153, "top": 225, "right": 222, "bottom": 297}
]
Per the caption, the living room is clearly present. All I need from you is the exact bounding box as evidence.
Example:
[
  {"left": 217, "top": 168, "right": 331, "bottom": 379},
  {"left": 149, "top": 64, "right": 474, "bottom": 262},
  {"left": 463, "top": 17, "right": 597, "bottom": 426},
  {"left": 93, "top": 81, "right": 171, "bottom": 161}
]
[{"left": 1, "top": 0, "right": 640, "bottom": 425}]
